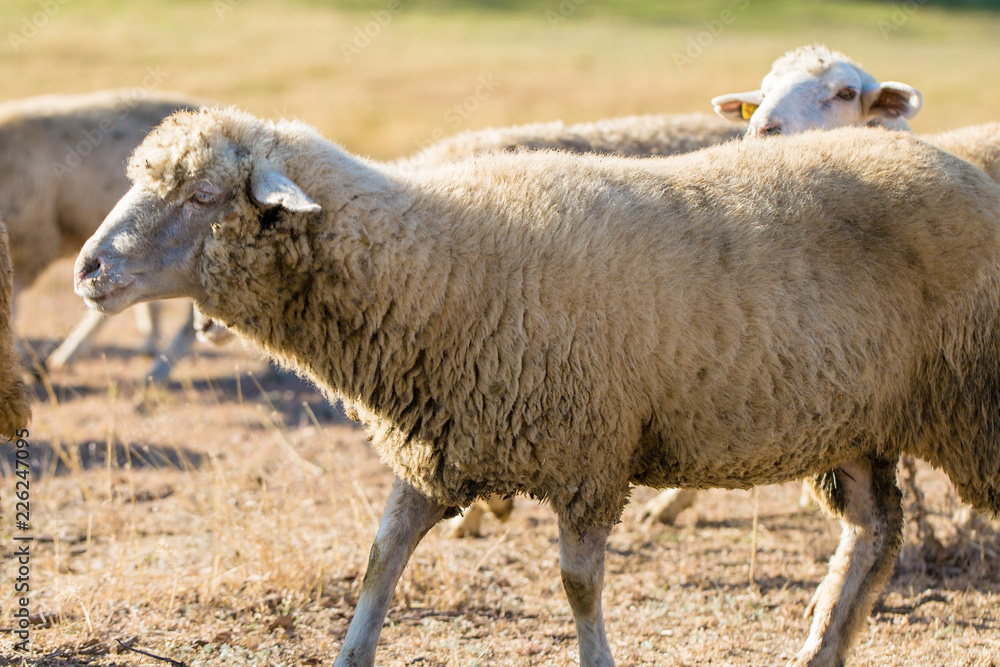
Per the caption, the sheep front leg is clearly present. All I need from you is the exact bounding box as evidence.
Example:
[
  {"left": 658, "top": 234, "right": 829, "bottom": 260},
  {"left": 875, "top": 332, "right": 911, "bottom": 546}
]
[
  {"left": 558, "top": 520, "right": 614, "bottom": 667},
  {"left": 335, "top": 479, "right": 448, "bottom": 667},
  {"left": 794, "top": 458, "right": 903, "bottom": 667}
]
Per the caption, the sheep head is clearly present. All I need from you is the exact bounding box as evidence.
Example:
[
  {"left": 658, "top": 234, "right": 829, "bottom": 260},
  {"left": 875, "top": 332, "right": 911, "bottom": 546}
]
[
  {"left": 74, "top": 107, "right": 320, "bottom": 316},
  {"left": 712, "top": 44, "right": 922, "bottom": 137}
]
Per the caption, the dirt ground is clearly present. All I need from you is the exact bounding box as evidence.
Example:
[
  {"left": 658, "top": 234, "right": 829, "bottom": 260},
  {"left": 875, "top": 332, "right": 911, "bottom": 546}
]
[{"left": 0, "top": 259, "right": 997, "bottom": 666}]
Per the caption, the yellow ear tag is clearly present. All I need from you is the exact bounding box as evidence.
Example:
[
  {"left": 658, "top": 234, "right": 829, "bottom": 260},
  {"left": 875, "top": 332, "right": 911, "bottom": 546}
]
[{"left": 740, "top": 102, "right": 759, "bottom": 120}]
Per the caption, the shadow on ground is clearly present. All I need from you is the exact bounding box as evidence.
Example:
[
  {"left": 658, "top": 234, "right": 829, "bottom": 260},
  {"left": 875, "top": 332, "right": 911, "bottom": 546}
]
[{"left": 0, "top": 439, "right": 206, "bottom": 478}]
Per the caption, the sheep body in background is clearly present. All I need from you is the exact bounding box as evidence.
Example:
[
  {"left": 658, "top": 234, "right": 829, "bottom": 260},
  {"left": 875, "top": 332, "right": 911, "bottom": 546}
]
[
  {"left": 0, "top": 89, "right": 206, "bottom": 382},
  {"left": 400, "top": 112, "right": 743, "bottom": 169}
]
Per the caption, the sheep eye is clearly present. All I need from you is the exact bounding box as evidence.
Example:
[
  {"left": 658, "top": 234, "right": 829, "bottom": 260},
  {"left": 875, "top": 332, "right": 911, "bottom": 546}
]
[
  {"left": 189, "top": 191, "right": 219, "bottom": 206},
  {"left": 836, "top": 88, "right": 857, "bottom": 101}
]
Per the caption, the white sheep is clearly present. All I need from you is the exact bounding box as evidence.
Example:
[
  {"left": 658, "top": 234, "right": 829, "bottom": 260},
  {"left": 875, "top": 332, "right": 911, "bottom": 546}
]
[
  {"left": 712, "top": 44, "right": 922, "bottom": 137},
  {"left": 73, "top": 108, "right": 1000, "bottom": 666},
  {"left": 0, "top": 89, "right": 206, "bottom": 383}
]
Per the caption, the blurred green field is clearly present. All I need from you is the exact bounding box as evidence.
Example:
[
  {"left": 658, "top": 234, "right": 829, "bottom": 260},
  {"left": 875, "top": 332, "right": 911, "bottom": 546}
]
[{"left": 2, "top": 0, "right": 999, "bottom": 158}]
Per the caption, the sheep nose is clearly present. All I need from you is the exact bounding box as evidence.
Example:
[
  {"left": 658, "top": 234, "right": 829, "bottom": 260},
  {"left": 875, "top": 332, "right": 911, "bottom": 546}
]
[
  {"left": 747, "top": 122, "right": 781, "bottom": 137},
  {"left": 754, "top": 122, "right": 782, "bottom": 137},
  {"left": 75, "top": 255, "right": 104, "bottom": 284}
]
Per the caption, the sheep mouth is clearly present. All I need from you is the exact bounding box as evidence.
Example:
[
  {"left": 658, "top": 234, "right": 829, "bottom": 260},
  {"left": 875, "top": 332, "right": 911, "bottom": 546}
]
[{"left": 77, "top": 277, "right": 138, "bottom": 315}]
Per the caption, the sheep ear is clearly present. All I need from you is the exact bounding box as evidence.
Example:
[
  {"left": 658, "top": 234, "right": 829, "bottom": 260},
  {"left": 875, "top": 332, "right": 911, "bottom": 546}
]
[
  {"left": 250, "top": 168, "right": 321, "bottom": 213},
  {"left": 711, "top": 90, "right": 764, "bottom": 124},
  {"left": 861, "top": 82, "right": 922, "bottom": 120}
]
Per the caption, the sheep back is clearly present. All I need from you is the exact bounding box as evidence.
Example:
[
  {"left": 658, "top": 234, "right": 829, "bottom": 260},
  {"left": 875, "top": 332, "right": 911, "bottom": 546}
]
[{"left": 402, "top": 113, "right": 743, "bottom": 169}]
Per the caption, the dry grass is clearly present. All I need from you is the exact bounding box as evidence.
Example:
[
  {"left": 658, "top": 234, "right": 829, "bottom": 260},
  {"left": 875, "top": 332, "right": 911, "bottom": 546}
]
[{"left": 2, "top": 1, "right": 1000, "bottom": 664}]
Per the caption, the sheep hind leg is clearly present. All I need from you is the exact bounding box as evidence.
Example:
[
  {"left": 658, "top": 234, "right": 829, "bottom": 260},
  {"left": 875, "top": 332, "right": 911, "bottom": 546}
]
[
  {"left": 335, "top": 479, "right": 449, "bottom": 667},
  {"left": 558, "top": 520, "right": 614, "bottom": 667},
  {"left": 794, "top": 458, "right": 903, "bottom": 667},
  {"left": 638, "top": 488, "right": 698, "bottom": 525},
  {"left": 448, "top": 499, "right": 489, "bottom": 538},
  {"left": 448, "top": 494, "right": 515, "bottom": 538}
]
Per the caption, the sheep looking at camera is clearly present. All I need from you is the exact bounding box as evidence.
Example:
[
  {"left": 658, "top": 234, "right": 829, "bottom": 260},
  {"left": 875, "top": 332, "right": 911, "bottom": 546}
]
[
  {"left": 712, "top": 44, "right": 922, "bottom": 137},
  {"left": 74, "top": 108, "right": 1000, "bottom": 666}
]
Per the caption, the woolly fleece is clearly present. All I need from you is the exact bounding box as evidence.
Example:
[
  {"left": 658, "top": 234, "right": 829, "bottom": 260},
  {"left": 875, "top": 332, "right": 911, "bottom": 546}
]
[{"left": 121, "top": 108, "right": 1000, "bottom": 532}]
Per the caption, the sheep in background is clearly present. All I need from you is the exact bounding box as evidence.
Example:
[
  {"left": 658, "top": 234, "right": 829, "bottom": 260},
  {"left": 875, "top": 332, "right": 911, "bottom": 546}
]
[
  {"left": 712, "top": 43, "right": 922, "bottom": 137},
  {"left": 74, "top": 108, "right": 1000, "bottom": 666},
  {"left": 927, "top": 123, "right": 1000, "bottom": 183},
  {"left": 0, "top": 89, "right": 206, "bottom": 384},
  {"left": 0, "top": 220, "right": 31, "bottom": 440},
  {"left": 657, "top": 43, "right": 921, "bottom": 525},
  {"left": 401, "top": 112, "right": 743, "bottom": 169}
]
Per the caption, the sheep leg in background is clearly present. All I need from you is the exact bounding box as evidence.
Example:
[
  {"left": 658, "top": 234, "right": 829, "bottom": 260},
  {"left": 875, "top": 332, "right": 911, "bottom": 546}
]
[
  {"left": 133, "top": 301, "right": 162, "bottom": 355},
  {"left": 794, "top": 458, "right": 903, "bottom": 667},
  {"left": 47, "top": 302, "right": 161, "bottom": 370},
  {"left": 147, "top": 304, "right": 196, "bottom": 385},
  {"left": 638, "top": 488, "right": 698, "bottom": 525},
  {"left": 448, "top": 494, "right": 514, "bottom": 538},
  {"left": 799, "top": 479, "right": 816, "bottom": 508},
  {"left": 448, "top": 499, "right": 489, "bottom": 538},
  {"left": 46, "top": 309, "right": 107, "bottom": 369},
  {"left": 335, "top": 480, "right": 448, "bottom": 667},
  {"left": 559, "top": 520, "right": 614, "bottom": 667}
]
